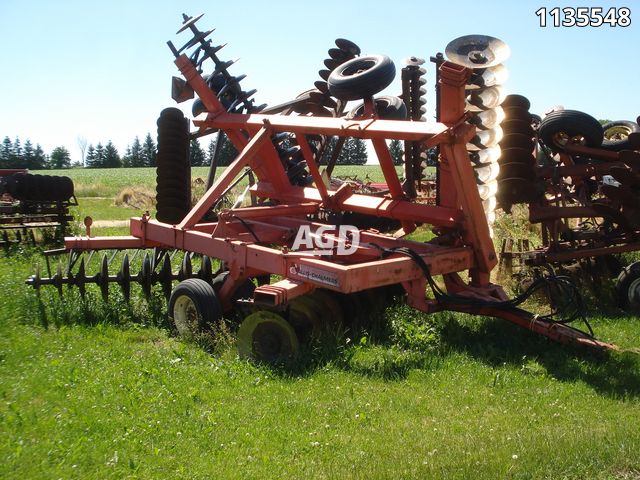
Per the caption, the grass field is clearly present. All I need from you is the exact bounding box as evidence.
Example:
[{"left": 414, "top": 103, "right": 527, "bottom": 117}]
[{"left": 1, "top": 167, "right": 639, "bottom": 479}]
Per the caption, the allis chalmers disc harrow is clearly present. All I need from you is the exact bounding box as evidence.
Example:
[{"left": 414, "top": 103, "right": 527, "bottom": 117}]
[{"left": 27, "top": 13, "right": 618, "bottom": 363}]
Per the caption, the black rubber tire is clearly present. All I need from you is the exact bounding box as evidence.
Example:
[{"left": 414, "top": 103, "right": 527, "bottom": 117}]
[
  {"left": 601, "top": 120, "right": 640, "bottom": 152},
  {"left": 616, "top": 261, "right": 640, "bottom": 314},
  {"left": 156, "top": 108, "right": 191, "bottom": 224},
  {"left": 348, "top": 95, "right": 408, "bottom": 120},
  {"left": 328, "top": 54, "right": 396, "bottom": 101},
  {"left": 502, "top": 94, "right": 530, "bottom": 110},
  {"left": 168, "top": 278, "right": 221, "bottom": 337},
  {"left": 538, "top": 110, "right": 603, "bottom": 152}
]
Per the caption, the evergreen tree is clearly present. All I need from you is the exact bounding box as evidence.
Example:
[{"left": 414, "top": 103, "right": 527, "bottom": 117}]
[
  {"left": 95, "top": 143, "right": 105, "bottom": 167},
  {"left": 189, "top": 139, "right": 206, "bottom": 166},
  {"left": 123, "top": 136, "right": 144, "bottom": 167},
  {"left": 0, "top": 137, "right": 13, "bottom": 168},
  {"left": 85, "top": 145, "right": 97, "bottom": 168},
  {"left": 33, "top": 144, "right": 47, "bottom": 170},
  {"left": 389, "top": 139, "right": 404, "bottom": 166},
  {"left": 338, "top": 137, "right": 368, "bottom": 165},
  {"left": 49, "top": 146, "right": 71, "bottom": 169},
  {"left": 142, "top": 133, "right": 157, "bottom": 167},
  {"left": 104, "top": 141, "right": 122, "bottom": 168},
  {"left": 13, "top": 137, "right": 22, "bottom": 164},
  {"left": 22, "top": 140, "right": 35, "bottom": 169},
  {"left": 217, "top": 133, "right": 238, "bottom": 166},
  {"left": 206, "top": 137, "right": 216, "bottom": 166}
]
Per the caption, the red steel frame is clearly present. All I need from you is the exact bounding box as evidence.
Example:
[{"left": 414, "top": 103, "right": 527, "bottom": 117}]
[{"left": 61, "top": 53, "right": 615, "bottom": 350}]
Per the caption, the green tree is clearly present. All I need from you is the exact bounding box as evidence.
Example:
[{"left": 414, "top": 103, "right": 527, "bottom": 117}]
[
  {"left": 339, "top": 137, "right": 368, "bottom": 165},
  {"left": 123, "top": 136, "right": 144, "bottom": 167},
  {"left": 389, "top": 139, "right": 404, "bottom": 166},
  {"left": 85, "top": 145, "right": 97, "bottom": 168},
  {"left": 103, "top": 141, "right": 122, "bottom": 168},
  {"left": 0, "top": 137, "right": 13, "bottom": 168},
  {"left": 206, "top": 137, "right": 216, "bottom": 166},
  {"left": 33, "top": 144, "right": 47, "bottom": 170},
  {"left": 217, "top": 133, "right": 238, "bottom": 166},
  {"left": 142, "top": 133, "right": 157, "bottom": 167},
  {"left": 49, "top": 146, "right": 71, "bottom": 169},
  {"left": 189, "top": 139, "right": 206, "bottom": 166}
]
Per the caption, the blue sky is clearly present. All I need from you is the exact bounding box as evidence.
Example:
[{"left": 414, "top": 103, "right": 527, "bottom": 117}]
[{"left": 0, "top": 0, "right": 637, "bottom": 161}]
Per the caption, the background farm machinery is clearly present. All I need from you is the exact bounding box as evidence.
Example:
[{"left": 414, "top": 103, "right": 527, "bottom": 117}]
[
  {"left": 27, "top": 13, "right": 624, "bottom": 361},
  {"left": 0, "top": 169, "right": 75, "bottom": 248}
]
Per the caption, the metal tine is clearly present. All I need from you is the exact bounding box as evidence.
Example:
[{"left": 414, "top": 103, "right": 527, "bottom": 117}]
[
  {"left": 117, "top": 253, "right": 131, "bottom": 302},
  {"left": 129, "top": 247, "right": 142, "bottom": 263},
  {"left": 108, "top": 248, "right": 120, "bottom": 266},
  {"left": 228, "top": 89, "right": 257, "bottom": 111},
  {"left": 99, "top": 254, "right": 109, "bottom": 301},
  {"left": 55, "top": 262, "right": 64, "bottom": 297},
  {"left": 178, "top": 28, "right": 216, "bottom": 54},
  {"left": 176, "top": 12, "right": 205, "bottom": 34}
]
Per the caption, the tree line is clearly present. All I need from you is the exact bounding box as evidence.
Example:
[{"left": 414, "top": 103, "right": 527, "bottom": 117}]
[{"left": 1, "top": 133, "right": 404, "bottom": 170}]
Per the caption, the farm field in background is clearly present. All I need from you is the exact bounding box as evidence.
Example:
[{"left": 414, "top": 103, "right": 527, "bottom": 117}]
[{"left": 1, "top": 167, "right": 639, "bottom": 479}]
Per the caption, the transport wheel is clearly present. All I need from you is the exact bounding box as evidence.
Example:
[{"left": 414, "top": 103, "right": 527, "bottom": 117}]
[
  {"left": 288, "top": 295, "right": 325, "bottom": 342},
  {"left": 348, "top": 95, "right": 408, "bottom": 120},
  {"left": 169, "top": 278, "right": 222, "bottom": 338},
  {"left": 538, "top": 110, "right": 603, "bottom": 152},
  {"left": 308, "top": 289, "right": 345, "bottom": 332},
  {"left": 601, "top": 120, "right": 640, "bottom": 151},
  {"left": 615, "top": 261, "right": 640, "bottom": 314},
  {"left": 327, "top": 54, "right": 396, "bottom": 101},
  {"left": 237, "top": 310, "right": 299, "bottom": 364}
]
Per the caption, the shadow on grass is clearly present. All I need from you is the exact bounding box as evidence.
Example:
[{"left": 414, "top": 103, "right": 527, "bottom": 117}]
[{"left": 438, "top": 314, "right": 640, "bottom": 399}]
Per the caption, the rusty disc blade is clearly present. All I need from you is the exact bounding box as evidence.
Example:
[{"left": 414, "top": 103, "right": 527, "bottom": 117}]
[
  {"left": 498, "top": 162, "right": 535, "bottom": 180},
  {"left": 501, "top": 119, "right": 534, "bottom": 136},
  {"left": 497, "top": 177, "right": 540, "bottom": 204},
  {"left": 498, "top": 147, "right": 535, "bottom": 165},
  {"left": 335, "top": 38, "right": 360, "bottom": 56},
  {"left": 499, "top": 133, "right": 534, "bottom": 150}
]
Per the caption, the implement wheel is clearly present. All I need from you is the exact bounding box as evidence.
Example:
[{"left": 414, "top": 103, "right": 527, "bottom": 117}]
[
  {"left": 616, "top": 262, "right": 640, "bottom": 314},
  {"left": 169, "top": 279, "right": 221, "bottom": 338},
  {"left": 238, "top": 311, "right": 299, "bottom": 364},
  {"left": 538, "top": 110, "right": 603, "bottom": 152},
  {"left": 327, "top": 54, "right": 396, "bottom": 101}
]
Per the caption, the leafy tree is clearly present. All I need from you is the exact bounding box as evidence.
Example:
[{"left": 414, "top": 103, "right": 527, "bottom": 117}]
[
  {"left": 49, "top": 146, "right": 71, "bottom": 169},
  {"left": 103, "top": 141, "right": 122, "bottom": 168},
  {"left": 389, "top": 139, "right": 404, "bottom": 166},
  {"left": 189, "top": 139, "right": 206, "bottom": 166},
  {"left": 77, "top": 136, "right": 88, "bottom": 167},
  {"left": 142, "top": 133, "right": 157, "bottom": 167}
]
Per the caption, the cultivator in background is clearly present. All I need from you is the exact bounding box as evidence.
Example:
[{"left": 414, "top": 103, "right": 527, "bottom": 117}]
[
  {"left": 507, "top": 108, "right": 640, "bottom": 313},
  {"left": 1, "top": 169, "right": 76, "bottom": 247},
  {"left": 28, "top": 13, "right": 618, "bottom": 362}
]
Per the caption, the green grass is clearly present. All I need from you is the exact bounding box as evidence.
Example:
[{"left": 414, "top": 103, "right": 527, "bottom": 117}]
[
  {"left": 2, "top": 168, "right": 639, "bottom": 478},
  {"left": 2, "top": 248, "right": 640, "bottom": 479}
]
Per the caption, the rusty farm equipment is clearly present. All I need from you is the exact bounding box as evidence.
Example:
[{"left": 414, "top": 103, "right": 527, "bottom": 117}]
[
  {"left": 1, "top": 169, "right": 76, "bottom": 247},
  {"left": 492, "top": 101, "right": 640, "bottom": 314},
  {"left": 27, "top": 13, "right": 619, "bottom": 362}
]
